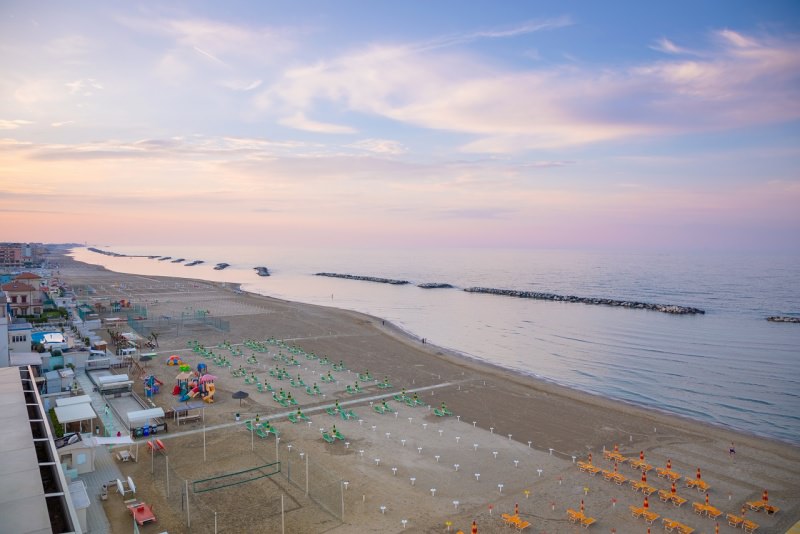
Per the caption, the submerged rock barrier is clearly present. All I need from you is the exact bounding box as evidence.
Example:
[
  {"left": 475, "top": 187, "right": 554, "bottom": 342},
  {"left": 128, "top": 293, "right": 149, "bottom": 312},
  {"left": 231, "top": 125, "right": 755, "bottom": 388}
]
[
  {"left": 316, "top": 273, "right": 410, "bottom": 285},
  {"left": 767, "top": 316, "right": 800, "bottom": 323},
  {"left": 463, "top": 287, "right": 705, "bottom": 315},
  {"left": 418, "top": 283, "right": 454, "bottom": 289}
]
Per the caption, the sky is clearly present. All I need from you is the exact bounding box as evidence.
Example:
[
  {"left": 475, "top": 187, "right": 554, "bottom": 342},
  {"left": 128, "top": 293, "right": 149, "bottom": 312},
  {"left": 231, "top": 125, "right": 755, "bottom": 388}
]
[{"left": 1, "top": 1, "right": 799, "bottom": 252}]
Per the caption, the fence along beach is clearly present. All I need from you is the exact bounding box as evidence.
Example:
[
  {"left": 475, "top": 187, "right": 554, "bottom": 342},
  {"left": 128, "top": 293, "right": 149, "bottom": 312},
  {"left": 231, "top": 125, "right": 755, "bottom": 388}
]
[{"left": 56, "top": 251, "right": 800, "bottom": 532}]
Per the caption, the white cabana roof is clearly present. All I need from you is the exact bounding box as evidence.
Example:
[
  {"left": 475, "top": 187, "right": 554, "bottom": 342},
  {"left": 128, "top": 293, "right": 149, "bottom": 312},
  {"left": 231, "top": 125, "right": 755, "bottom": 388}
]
[
  {"left": 55, "top": 395, "right": 92, "bottom": 407},
  {"left": 89, "top": 436, "right": 135, "bottom": 446},
  {"left": 127, "top": 407, "right": 165, "bottom": 422},
  {"left": 54, "top": 403, "right": 97, "bottom": 424},
  {"left": 97, "top": 374, "right": 130, "bottom": 385},
  {"left": 9, "top": 352, "right": 43, "bottom": 366}
]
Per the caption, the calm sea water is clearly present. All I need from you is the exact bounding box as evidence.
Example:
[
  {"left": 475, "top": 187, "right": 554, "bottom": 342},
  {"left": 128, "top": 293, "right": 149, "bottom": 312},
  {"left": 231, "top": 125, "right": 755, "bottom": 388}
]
[{"left": 70, "top": 246, "right": 800, "bottom": 444}]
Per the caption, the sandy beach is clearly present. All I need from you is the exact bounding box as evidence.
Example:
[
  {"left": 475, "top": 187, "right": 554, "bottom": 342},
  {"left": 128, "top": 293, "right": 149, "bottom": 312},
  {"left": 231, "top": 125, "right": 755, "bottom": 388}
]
[{"left": 55, "top": 252, "right": 800, "bottom": 533}]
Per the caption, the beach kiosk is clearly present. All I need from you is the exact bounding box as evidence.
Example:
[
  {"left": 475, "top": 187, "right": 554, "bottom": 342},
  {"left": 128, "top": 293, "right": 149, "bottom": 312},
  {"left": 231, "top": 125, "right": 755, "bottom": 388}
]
[{"left": 54, "top": 396, "right": 97, "bottom": 435}]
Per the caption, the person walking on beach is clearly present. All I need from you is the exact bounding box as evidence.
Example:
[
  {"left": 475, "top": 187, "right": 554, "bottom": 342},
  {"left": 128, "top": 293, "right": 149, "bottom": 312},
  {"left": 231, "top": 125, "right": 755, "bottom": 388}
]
[{"left": 729, "top": 442, "right": 736, "bottom": 459}]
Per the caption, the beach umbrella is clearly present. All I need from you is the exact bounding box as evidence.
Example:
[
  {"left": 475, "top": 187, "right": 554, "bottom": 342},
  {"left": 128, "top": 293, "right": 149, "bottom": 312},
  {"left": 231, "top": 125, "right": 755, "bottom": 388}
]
[
  {"left": 716, "top": 523, "right": 719, "bottom": 534},
  {"left": 666, "top": 459, "right": 672, "bottom": 470},
  {"left": 614, "top": 444, "right": 619, "bottom": 452},
  {"left": 588, "top": 453, "right": 592, "bottom": 463},
  {"left": 580, "top": 499, "right": 584, "bottom": 513},
  {"left": 696, "top": 468, "right": 702, "bottom": 480},
  {"left": 514, "top": 503, "right": 519, "bottom": 516},
  {"left": 641, "top": 470, "right": 647, "bottom": 483},
  {"left": 614, "top": 462, "right": 618, "bottom": 473},
  {"left": 640, "top": 450, "right": 644, "bottom": 461},
  {"left": 232, "top": 390, "right": 249, "bottom": 406},
  {"left": 762, "top": 489, "right": 768, "bottom": 503},
  {"left": 705, "top": 493, "right": 710, "bottom": 505},
  {"left": 643, "top": 496, "right": 649, "bottom": 510},
  {"left": 471, "top": 520, "right": 477, "bottom": 534},
  {"left": 671, "top": 482, "right": 676, "bottom": 495}
]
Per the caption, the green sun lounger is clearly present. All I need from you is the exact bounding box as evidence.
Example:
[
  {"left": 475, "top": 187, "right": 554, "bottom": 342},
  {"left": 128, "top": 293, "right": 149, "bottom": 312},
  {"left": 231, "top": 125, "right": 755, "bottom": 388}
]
[
  {"left": 322, "top": 432, "right": 335, "bottom": 443},
  {"left": 373, "top": 404, "right": 385, "bottom": 414}
]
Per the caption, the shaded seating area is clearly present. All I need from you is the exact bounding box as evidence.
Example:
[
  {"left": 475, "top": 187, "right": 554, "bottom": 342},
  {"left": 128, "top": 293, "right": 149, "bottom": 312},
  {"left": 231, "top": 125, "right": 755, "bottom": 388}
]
[{"left": 126, "top": 500, "right": 156, "bottom": 526}]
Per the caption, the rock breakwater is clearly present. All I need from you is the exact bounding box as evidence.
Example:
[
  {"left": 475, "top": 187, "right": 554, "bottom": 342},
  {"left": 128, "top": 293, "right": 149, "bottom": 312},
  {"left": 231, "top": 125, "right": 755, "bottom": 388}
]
[
  {"left": 767, "top": 316, "right": 800, "bottom": 323},
  {"left": 316, "top": 273, "right": 409, "bottom": 285},
  {"left": 463, "top": 287, "right": 705, "bottom": 315},
  {"left": 418, "top": 283, "right": 454, "bottom": 289}
]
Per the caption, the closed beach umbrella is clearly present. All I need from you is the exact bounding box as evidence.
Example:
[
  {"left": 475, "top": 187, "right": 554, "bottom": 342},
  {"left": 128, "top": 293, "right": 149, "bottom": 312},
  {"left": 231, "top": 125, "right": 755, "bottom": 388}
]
[
  {"left": 613, "top": 462, "right": 618, "bottom": 473},
  {"left": 471, "top": 520, "right": 477, "bottom": 534},
  {"left": 666, "top": 459, "right": 672, "bottom": 470},
  {"left": 762, "top": 489, "right": 768, "bottom": 503},
  {"left": 643, "top": 496, "right": 649, "bottom": 510},
  {"left": 580, "top": 499, "right": 584, "bottom": 513},
  {"left": 671, "top": 482, "right": 676, "bottom": 494},
  {"left": 514, "top": 503, "right": 519, "bottom": 516},
  {"left": 232, "top": 390, "right": 249, "bottom": 406},
  {"left": 641, "top": 471, "right": 647, "bottom": 483},
  {"left": 640, "top": 450, "right": 644, "bottom": 461},
  {"left": 696, "top": 468, "right": 702, "bottom": 480},
  {"left": 716, "top": 523, "right": 719, "bottom": 534},
  {"left": 705, "top": 493, "right": 710, "bottom": 506},
  {"left": 588, "top": 453, "right": 592, "bottom": 463},
  {"left": 614, "top": 444, "right": 619, "bottom": 453}
]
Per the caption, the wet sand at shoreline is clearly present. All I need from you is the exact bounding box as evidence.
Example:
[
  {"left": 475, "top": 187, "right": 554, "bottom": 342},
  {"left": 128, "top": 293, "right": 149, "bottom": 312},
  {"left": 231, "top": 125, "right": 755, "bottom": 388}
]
[{"left": 54, "top": 252, "right": 799, "bottom": 533}]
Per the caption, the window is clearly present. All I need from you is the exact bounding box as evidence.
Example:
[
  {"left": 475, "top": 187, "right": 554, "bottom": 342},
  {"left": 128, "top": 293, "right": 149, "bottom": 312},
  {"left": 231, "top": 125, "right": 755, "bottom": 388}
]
[
  {"left": 11, "top": 335, "right": 27, "bottom": 343},
  {"left": 21, "top": 295, "right": 27, "bottom": 303},
  {"left": 10, "top": 296, "right": 16, "bottom": 303}
]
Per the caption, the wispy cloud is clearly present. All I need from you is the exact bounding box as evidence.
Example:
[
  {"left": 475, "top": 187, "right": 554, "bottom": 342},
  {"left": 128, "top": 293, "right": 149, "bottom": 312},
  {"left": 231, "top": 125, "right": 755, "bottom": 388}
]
[
  {"left": 279, "top": 112, "right": 356, "bottom": 134},
  {"left": 650, "top": 37, "right": 698, "bottom": 55},
  {"left": 219, "top": 79, "right": 263, "bottom": 91},
  {"left": 0, "top": 119, "right": 34, "bottom": 130},
  {"left": 261, "top": 28, "right": 800, "bottom": 153},
  {"left": 65, "top": 78, "right": 103, "bottom": 95},
  {"left": 51, "top": 120, "right": 75, "bottom": 128},
  {"left": 346, "top": 138, "right": 407, "bottom": 155}
]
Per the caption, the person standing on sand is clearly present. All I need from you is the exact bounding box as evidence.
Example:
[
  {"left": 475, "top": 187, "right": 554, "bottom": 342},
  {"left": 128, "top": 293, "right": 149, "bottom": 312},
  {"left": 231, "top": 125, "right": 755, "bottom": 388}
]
[{"left": 730, "top": 442, "right": 736, "bottom": 458}]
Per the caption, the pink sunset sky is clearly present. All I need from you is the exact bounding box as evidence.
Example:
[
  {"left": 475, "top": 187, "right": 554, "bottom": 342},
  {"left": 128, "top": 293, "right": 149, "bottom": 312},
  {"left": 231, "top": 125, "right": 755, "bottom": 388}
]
[{"left": 1, "top": 2, "right": 798, "bottom": 251}]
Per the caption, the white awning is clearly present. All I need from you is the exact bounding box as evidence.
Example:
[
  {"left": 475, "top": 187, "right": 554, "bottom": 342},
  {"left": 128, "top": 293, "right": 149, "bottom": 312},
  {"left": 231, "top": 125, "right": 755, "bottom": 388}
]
[
  {"left": 54, "top": 403, "right": 97, "bottom": 424},
  {"left": 89, "top": 436, "right": 135, "bottom": 446},
  {"left": 9, "top": 353, "right": 43, "bottom": 366},
  {"left": 97, "top": 374, "right": 129, "bottom": 385},
  {"left": 56, "top": 395, "right": 92, "bottom": 407},
  {"left": 127, "top": 407, "right": 165, "bottom": 422}
]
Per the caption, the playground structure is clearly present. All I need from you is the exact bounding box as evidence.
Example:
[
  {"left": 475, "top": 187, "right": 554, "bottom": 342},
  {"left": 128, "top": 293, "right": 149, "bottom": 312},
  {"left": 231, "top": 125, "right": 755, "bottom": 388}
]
[
  {"left": 172, "top": 366, "right": 216, "bottom": 403},
  {"left": 143, "top": 375, "right": 163, "bottom": 398}
]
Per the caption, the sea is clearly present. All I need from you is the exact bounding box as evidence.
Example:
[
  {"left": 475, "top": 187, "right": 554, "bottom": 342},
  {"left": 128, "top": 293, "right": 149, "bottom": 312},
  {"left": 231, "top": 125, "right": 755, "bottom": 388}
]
[{"left": 69, "top": 245, "right": 800, "bottom": 445}]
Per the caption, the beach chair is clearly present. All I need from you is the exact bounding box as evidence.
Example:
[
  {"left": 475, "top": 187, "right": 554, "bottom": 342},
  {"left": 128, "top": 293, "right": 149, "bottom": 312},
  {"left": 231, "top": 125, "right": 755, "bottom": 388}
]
[
  {"left": 661, "top": 518, "right": 678, "bottom": 532},
  {"left": 245, "top": 420, "right": 257, "bottom": 432},
  {"left": 381, "top": 402, "right": 395, "bottom": 413},
  {"left": 263, "top": 425, "right": 280, "bottom": 438},
  {"left": 256, "top": 427, "right": 269, "bottom": 439},
  {"left": 441, "top": 405, "right": 453, "bottom": 415},
  {"left": 373, "top": 404, "right": 386, "bottom": 414},
  {"left": 501, "top": 513, "right": 517, "bottom": 527},
  {"left": 671, "top": 495, "right": 686, "bottom": 507},
  {"left": 288, "top": 413, "right": 302, "bottom": 423},
  {"left": 377, "top": 381, "right": 391, "bottom": 389},
  {"left": 742, "top": 519, "right": 759, "bottom": 533},
  {"left": 629, "top": 506, "right": 644, "bottom": 518},
  {"left": 393, "top": 393, "right": 407, "bottom": 402},
  {"left": 515, "top": 520, "right": 531, "bottom": 531},
  {"left": 676, "top": 525, "right": 694, "bottom": 534},
  {"left": 643, "top": 511, "right": 659, "bottom": 524},
  {"left": 433, "top": 408, "right": 446, "bottom": 417},
  {"left": 567, "top": 509, "right": 581, "bottom": 522},
  {"left": 707, "top": 507, "right": 722, "bottom": 520},
  {"left": 746, "top": 501, "right": 765, "bottom": 511},
  {"left": 692, "top": 503, "right": 705, "bottom": 516},
  {"left": 658, "top": 490, "right": 671, "bottom": 502},
  {"left": 346, "top": 409, "right": 357, "bottom": 420},
  {"left": 726, "top": 514, "right": 744, "bottom": 527},
  {"left": 332, "top": 429, "right": 345, "bottom": 440},
  {"left": 642, "top": 485, "right": 656, "bottom": 496},
  {"left": 580, "top": 517, "right": 596, "bottom": 528},
  {"left": 764, "top": 504, "right": 779, "bottom": 514},
  {"left": 256, "top": 382, "right": 264, "bottom": 393},
  {"left": 321, "top": 431, "right": 335, "bottom": 443},
  {"left": 305, "top": 385, "right": 317, "bottom": 395},
  {"left": 326, "top": 407, "right": 338, "bottom": 417}
]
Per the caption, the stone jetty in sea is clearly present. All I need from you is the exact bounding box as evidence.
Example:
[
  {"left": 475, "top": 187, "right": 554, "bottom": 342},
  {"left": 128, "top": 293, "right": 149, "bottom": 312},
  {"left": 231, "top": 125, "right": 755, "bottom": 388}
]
[
  {"left": 315, "top": 273, "right": 410, "bottom": 285},
  {"left": 463, "top": 287, "right": 705, "bottom": 315},
  {"left": 766, "top": 316, "right": 800, "bottom": 323},
  {"left": 417, "top": 283, "right": 454, "bottom": 289}
]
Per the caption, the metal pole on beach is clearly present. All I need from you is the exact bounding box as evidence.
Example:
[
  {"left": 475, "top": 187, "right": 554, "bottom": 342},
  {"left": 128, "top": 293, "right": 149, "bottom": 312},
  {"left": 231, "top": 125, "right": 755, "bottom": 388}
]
[
  {"left": 185, "top": 480, "right": 190, "bottom": 527},
  {"left": 203, "top": 425, "right": 207, "bottom": 462},
  {"left": 281, "top": 494, "right": 285, "bottom": 534},
  {"left": 306, "top": 452, "right": 309, "bottom": 496},
  {"left": 166, "top": 456, "right": 170, "bottom": 497},
  {"left": 340, "top": 480, "right": 345, "bottom": 520}
]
